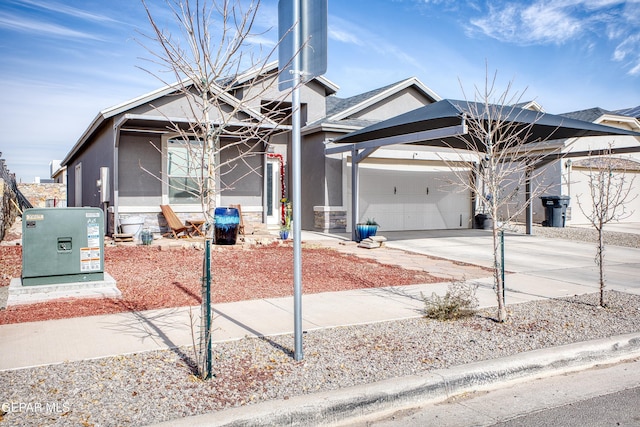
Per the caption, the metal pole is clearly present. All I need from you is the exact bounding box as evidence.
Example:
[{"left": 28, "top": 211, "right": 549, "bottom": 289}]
[
  {"left": 292, "top": 0, "right": 303, "bottom": 361},
  {"left": 500, "top": 230, "right": 505, "bottom": 303},
  {"left": 205, "top": 239, "right": 212, "bottom": 378}
]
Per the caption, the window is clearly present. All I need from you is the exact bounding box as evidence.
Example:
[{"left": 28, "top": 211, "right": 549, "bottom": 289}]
[{"left": 167, "top": 138, "right": 207, "bottom": 204}]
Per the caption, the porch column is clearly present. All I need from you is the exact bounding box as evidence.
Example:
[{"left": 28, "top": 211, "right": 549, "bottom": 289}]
[{"left": 351, "top": 144, "right": 359, "bottom": 241}]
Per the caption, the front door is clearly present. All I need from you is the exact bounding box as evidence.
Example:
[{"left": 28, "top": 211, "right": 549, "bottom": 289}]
[{"left": 266, "top": 158, "right": 281, "bottom": 226}]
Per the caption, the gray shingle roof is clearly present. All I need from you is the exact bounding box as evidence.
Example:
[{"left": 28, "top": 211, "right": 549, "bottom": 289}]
[
  {"left": 307, "top": 80, "right": 414, "bottom": 130},
  {"left": 573, "top": 157, "right": 640, "bottom": 172},
  {"left": 613, "top": 106, "right": 640, "bottom": 118},
  {"left": 325, "top": 80, "right": 409, "bottom": 117},
  {"left": 560, "top": 107, "right": 613, "bottom": 122}
]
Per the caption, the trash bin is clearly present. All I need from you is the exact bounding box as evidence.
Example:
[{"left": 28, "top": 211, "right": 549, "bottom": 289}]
[
  {"left": 474, "top": 213, "right": 493, "bottom": 230},
  {"left": 214, "top": 207, "right": 239, "bottom": 245},
  {"left": 540, "top": 195, "right": 570, "bottom": 227}
]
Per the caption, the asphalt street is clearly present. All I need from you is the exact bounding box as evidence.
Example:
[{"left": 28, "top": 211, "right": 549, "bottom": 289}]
[
  {"left": 344, "top": 358, "right": 640, "bottom": 427},
  {"left": 490, "top": 386, "right": 640, "bottom": 427}
]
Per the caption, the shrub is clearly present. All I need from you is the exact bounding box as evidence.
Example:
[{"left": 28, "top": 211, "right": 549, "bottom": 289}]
[{"left": 422, "top": 279, "right": 479, "bottom": 321}]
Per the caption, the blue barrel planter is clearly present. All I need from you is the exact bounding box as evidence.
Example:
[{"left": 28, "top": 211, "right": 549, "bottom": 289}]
[
  {"left": 214, "top": 207, "right": 240, "bottom": 245},
  {"left": 355, "top": 224, "right": 378, "bottom": 242}
]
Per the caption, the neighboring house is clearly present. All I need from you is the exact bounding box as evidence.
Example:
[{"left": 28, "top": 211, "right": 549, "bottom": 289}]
[
  {"left": 558, "top": 107, "right": 640, "bottom": 225},
  {"left": 50, "top": 160, "right": 66, "bottom": 184},
  {"left": 514, "top": 106, "right": 640, "bottom": 226}
]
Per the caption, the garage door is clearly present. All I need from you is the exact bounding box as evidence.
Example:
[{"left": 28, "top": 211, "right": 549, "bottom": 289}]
[{"left": 355, "top": 163, "right": 472, "bottom": 231}]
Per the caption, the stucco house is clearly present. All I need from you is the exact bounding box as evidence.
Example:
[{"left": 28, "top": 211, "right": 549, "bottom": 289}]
[
  {"left": 463, "top": 104, "right": 640, "bottom": 228},
  {"left": 62, "top": 62, "right": 639, "bottom": 237},
  {"left": 62, "top": 63, "right": 443, "bottom": 236},
  {"left": 556, "top": 107, "right": 640, "bottom": 225}
]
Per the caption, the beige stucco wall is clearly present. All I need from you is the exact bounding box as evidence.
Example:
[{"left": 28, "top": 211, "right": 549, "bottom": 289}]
[{"left": 18, "top": 183, "right": 67, "bottom": 208}]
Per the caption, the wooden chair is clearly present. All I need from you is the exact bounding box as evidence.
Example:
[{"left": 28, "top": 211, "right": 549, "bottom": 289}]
[
  {"left": 230, "top": 204, "right": 245, "bottom": 235},
  {"left": 160, "top": 205, "right": 191, "bottom": 238}
]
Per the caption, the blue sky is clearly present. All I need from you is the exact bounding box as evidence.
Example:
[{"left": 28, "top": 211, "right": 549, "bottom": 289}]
[{"left": 1, "top": 0, "right": 639, "bottom": 183}]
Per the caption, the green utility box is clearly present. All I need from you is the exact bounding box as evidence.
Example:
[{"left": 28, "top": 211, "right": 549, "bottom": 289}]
[{"left": 22, "top": 208, "right": 105, "bottom": 286}]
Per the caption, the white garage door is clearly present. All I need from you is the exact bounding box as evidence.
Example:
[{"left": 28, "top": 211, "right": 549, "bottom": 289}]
[
  {"left": 569, "top": 169, "right": 640, "bottom": 225},
  {"left": 356, "top": 163, "right": 472, "bottom": 231}
]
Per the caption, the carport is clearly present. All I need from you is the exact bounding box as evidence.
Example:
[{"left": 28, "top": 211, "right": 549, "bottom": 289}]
[{"left": 325, "top": 99, "right": 640, "bottom": 240}]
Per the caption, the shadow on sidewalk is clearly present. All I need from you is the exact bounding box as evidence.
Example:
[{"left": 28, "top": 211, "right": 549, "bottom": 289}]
[
  {"left": 213, "top": 308, "right": 295, "bottom": 358},
  {"left": 99, "top": 302, "right": 200, "bottom": 375}
]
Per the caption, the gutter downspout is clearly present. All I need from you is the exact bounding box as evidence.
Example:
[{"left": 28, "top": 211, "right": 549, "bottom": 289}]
[{"left": 113, "top": 116, "right": 126, "bottom": 235}]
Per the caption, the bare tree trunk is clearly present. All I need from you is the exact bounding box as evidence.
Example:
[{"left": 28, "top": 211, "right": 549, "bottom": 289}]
[
  {"left": 492, "top": 220, "right": 507, "bottom": 322},
  {"left": 575, "top": 144, "right": 636, "bottom": 309},
  {"left": 597, "top": 223, "right": 605, "bottom": 307}
]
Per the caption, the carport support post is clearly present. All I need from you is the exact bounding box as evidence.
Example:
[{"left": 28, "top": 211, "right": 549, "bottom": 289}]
[
  {"left": 351, "top": 144, "right": 359, "bottom": 241},
  {"left": 525, "top": 167, "right": 533, "bottom": 235}
]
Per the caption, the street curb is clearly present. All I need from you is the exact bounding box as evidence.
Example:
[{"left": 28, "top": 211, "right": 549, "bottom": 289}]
[{"left": 151, "top": 332, "right": 640, "bottom": 427}]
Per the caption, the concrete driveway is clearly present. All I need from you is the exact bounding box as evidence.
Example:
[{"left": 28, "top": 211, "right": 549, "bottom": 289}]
[{"left": 377, "top": 228, "right": 640, "bottom": 298}]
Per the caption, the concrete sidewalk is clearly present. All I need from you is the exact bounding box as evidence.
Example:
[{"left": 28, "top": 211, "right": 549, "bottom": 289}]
[
  {"left": 0, "top": 279, "right": 554, "bottom": 371},
  {"left": 2, "top": 229, "right": 639, "bottom": 371}
]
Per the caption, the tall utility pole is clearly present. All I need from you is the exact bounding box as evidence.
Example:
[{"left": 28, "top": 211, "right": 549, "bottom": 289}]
[{"left": 278, "top": 0, "right": 327, "bottom": 361}]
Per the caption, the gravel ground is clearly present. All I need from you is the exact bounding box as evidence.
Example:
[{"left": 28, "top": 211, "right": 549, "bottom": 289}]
[
  {"left": 512, "top": 223, "right": 640, "bottom": 248},
  {"left": 2, "top": 291, "right": 640, "bottom": 427},
  {"left": 1, "top": 225, "right": 639, "bottom": 426}
]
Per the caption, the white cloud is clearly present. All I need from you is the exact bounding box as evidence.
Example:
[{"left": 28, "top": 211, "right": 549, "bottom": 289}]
[
  {"left": 328, "top": 27, "right": 364, "bottom": 46},
  {"left": 467, "top": 0, "right": 640, "bottom": 76},
  {"left": 613, "top": 33, "right": 640, "bottom": 75},
  {"left": 328, "top": 15, "right": 424, "bottom": 71},
  {"left": 328, "top": 16, "right": 366, "bottom": 46},
  {"left": 12, "top": 0, "right": 122, "bottom": 24},
  {"left": 470, "top": 2, "right": 582, "bottom": 45},
  {"left": 520, "top": 3, "right": 582, "bottom": 42},
  {"left": 0, "top": 12, "right": 104, "bottom": 40}
]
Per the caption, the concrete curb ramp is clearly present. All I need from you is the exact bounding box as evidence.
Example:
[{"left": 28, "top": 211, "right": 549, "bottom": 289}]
[{"left": 151, "top": 332, "right": 640, "bottom": 426}]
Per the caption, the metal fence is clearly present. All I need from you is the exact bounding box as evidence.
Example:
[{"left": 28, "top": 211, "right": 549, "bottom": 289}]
[{"left": 0, "top": 155, "right": 33, "bottom": 212}]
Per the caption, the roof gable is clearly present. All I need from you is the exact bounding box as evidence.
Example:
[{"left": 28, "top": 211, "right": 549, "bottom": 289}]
[
  {"left": 231, "top": 61, "right": 339, "bottom": 96},
  {"left": 514, "top": 100, "right": 545, "bottom": 112},
  {"left": 325, "top": 77, "right": 440, "bottom": 122}
]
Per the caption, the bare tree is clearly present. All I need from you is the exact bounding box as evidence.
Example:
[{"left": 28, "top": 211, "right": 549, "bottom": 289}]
[
  {"left": 138, "top": 0, "right": 295, "bottom": 378},
  {"left": 442, "top": 71, "right": 561, "bottom": 322},
  {"left": 139, "top": 0, "right": 293, "bottom": 222},
  {"left": 575, "top": 145, "right": 637, "bottom": 307}
]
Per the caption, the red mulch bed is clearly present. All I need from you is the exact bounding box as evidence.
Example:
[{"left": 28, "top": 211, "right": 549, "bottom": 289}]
[{"left": 0, "top": 244, "right": 437, "bottom": 325}]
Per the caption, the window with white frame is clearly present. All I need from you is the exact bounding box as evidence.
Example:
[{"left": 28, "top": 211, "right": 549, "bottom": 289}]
[{"left": 166, "top": 137, "right": 207, "bottom": 204}]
